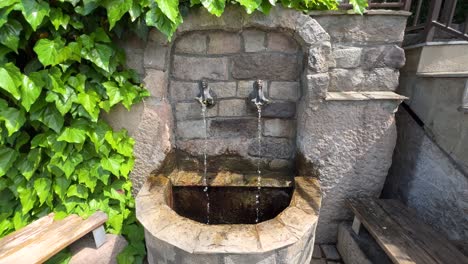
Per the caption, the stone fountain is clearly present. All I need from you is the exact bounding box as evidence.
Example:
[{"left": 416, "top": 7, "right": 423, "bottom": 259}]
[{"left": 107, "top": 6, "right": 409, "bottom": 264}]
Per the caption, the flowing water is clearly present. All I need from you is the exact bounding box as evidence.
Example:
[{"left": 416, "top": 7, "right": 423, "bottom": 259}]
[
  {"left": 201, "top": 104, "right": 210, "bottom": 224},
  {"left": 255, "top": 104, "right": 262, "bottom": 223}
]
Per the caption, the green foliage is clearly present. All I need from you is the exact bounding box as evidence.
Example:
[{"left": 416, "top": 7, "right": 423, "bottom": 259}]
[{"left": 0, "top": 0, "right": 367, "bottom": 263}]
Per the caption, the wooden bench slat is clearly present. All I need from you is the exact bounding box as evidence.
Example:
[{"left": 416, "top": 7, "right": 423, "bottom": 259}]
[
  {"left": 0, "top": 213, "right": 55, "bottom": 250},
  {"left": 377, "top": 199, "right": 468, "bottom": 264},
  {"left": 0, "top": 212, "right": 107, "bottom": 264},
  {"left": 348, "top": 198, "right": 439, "bottom": 264}
]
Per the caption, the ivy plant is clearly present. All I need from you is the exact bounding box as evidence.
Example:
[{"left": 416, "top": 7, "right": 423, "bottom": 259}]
[{"left": 0, "top": 0, "right": 367, "bottom": 263}]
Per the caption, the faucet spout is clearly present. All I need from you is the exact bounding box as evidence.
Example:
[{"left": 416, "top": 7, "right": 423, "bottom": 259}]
[
  {"left": 251, "top": 80, "right": 269, "bottom": 107},
  {"left": 195, "top": 80, "right": 216, "bottom": 108}
]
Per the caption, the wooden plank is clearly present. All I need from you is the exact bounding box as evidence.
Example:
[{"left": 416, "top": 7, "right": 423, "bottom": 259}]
[
  {"left": 0, "top": 213, "right": 55, "bottom": 249},
  {"left": 347, "top": 198, "right": 438, "bottom": 264},
  {"left": 0, "top": 212, "right": 107, "bottom": 264},
  {"left": 377, "top": 199, "right": 468, "bottom": 264}
]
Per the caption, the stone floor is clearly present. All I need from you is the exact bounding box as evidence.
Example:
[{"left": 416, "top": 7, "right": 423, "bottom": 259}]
[{"left": 310, "top": 244, "right": 344, "bottom": 264}]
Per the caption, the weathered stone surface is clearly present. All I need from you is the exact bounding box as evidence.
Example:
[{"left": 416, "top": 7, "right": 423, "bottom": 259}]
[
  {"left": 172, "top": 56, "right": 229, "bottom": 81},
  {"left": 329, "top": 68, "right": 364, "bottom": 91},
  {"left": 148, "top": 28, "right": 169, "bottom": 46},
  {"left": 267, "top": 32, "right": 298, "bottom": 53},
  {"left": 238, "top": 80, "right": 255, "bottom": 97},
  {"left": 69, "top": 234, "right": 128, "bottom": 264},
  {"left": 264, "top": 119, "right": 295, "bottom": 137},
  {"left": 144, "top": 69, "right": 168, "bottom": 98},
  {"left": 218, "top": 99, "right": 247, "bottom": 116},
  {"left": 170, "top": 81, "right": 199, "bottom": 101},
  {"left": 196, "top": 225, "right": 260, "bottom": 253},
  {"left": 313, "top": 244, "right": 322, "bottom": 259},
  {"left": 207, "top": 32, "right": 241, "bottom": 54},
  {"left": 262, "top": 102, "right": 296, "bottom": 118},
  {"left": 102, "top": 103, "right": 144, "bottom": 137},
  {"left": 333, "top": 47, "right": 362, "bottom": 68},
  {"left": 382, "top": 108, "right": 468, "bottom": 244},
  {"left": 176, "top": 120, "right": 206, "bottom": 139},
  {"left": 315, "top": 15, "right": 407, "bottom": 44},
  {"left": 175, "top": 102, "right": 217, "bottom": 120},
  {"left": 308, "top": 43, "right": 332, "bottom": 73},
  {"left": 175, "top": 32, "right": 207, "bottom": 54},
  {"left": 231, "top": 54, "right": 300, "bottom": 80},
  {"left": 305, "top": 73, "right": 330, "bottom": 100},
  {"left": 362, "top": 45, "right": 405, "bottom": 69},
  {"left": 269, "top": 82, "right": 300, "bottom": 101},
  {"left": 248, "top": 137, "right": 294, "bottom": 159},
  {"left": 320, "top": 244, "right": 341, "bottom": 260},
  {"left": 362, "top": 68, "right": 399, "bottom": 91},
  {"left": 310, "top": 259, "right": 326, "bottom": 264},
  {"left": 297, "top": 19, "right": 330, "bottom": 45},
  {"left": 144, "top": 44, "right": 167, "bottom": 70},
  {"left": 209, "top": 82, "right": 236, "bottom": 98},
  {"left": 224, "top": 252, "right": 277, "bottom": 264},
  {"left": 123, "top": 49, "right": 144, "bottom": 75},
  {"left": 243, "top": 29, "right": 266, "bottom": 52},
  {"left": 269, "top": 159, "right": 293, "bottom": 171},
  {"left": 210, "top": 118, "right": 257, "bottom": 138},
  {"left": 337, "top": 222, "right": 392, "bottom": 264}
]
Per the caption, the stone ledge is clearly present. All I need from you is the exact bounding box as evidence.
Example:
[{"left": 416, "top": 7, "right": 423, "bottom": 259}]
[
  {"left": 308, "top": 10, "right": 411, "bottom": 17},
  {"left": 136, "top": 175, "right": 321, "bottom": 255},
  {"left": 325, "top": 91, "right": 407, "bottom": 101}
]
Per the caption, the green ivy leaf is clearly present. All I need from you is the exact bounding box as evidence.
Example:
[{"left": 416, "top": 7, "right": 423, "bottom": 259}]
[
  {"left": 18, "top": 185, "right": 37, "bottom": 214},
  {"left": 33, "top": 38, "right": 65, "bottom": 66},
  {"left": 201, "top": 0, "right": 225, "bottom": 17},
  {"left": 67, "top": 184, "right": 88, "bottom": 199},
  {"left": 0, "top": 0, "right": 18, "bottom": 9},
  {"left": 76, "top": 91, "right": 100, "bottom": 122},
  {"left": 53, "top": 177, "right": 71, "bottom": 200},
  {"left": 349, "top": 0, "right": 367, "bottom": 14},
  {"left": 82, "top": 43, "right": 113, "bottom": 72},
  {"left": 38, "top": 104, "right": 64, "bottom": 133},
  {"left": 57, "top": 127, "right": 87, "bottom": 144},
  {"left": 0, "top": 62, "right": 22, "bottom": 100},
  {"left": 34, "top": 178, "right": 51, "bottom": 205},
  {"left": 238, "top": 0, "right": 262, "bottom": 13},
  {"left": 104, "top": 0, "right": 132, "bottom": 30},
  {"left": 102, "top": 81, "right": 123, "bottom": 108},
  {"left": 145, "top": 5, "right": 180, "bottom": 39},
  {"left": 101, "top": 154, "right": 125, "bottom": 176},
  {"left": 0, "top": 147, "right": 18, "bottom": 177},
  {"left": 155, "top": 0, "right": 180, "bottom": 23},
  {"left": 20, "top": 0, "right": 50, "bottom": 31},
  {"left": 21, "top": 73, "right": 44, "bottom": 111},
  {"left": 17, "top": 149, "right": 42, "bottom": 180},
  {"left": 0, "top": 106, "right": 25, "bottom": 136},
  {"left": 50, "top": 8, "right": 70, "bottom": 30},
  {"left": 0, "top": 19, "right": 22, "bottom": 53}
]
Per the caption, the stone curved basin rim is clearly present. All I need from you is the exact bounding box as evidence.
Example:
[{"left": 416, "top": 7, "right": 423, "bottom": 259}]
[{"left": 136, "top": 175, "right": 321, "bottom": 254}]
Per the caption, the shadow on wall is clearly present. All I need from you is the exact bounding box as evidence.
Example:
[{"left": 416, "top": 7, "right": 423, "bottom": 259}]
[{"left": 382, "top": 106, "right": 468, "bottom": 251}]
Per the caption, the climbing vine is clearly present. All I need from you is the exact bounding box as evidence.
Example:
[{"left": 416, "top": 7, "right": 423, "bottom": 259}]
[{"left": 0, "top": 0, "right": 367, "bottom": 263}]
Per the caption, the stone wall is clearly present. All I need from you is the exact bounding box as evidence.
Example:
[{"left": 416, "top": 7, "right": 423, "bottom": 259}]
[
  {"left": 107, "top": 7, "right": 410, "bottom": 244},
  {"left": 171, "top": 30, "right": 302, "bottom": 170},
  {"left": 382, "top": 108, "right": 468, "bottom": 249}
]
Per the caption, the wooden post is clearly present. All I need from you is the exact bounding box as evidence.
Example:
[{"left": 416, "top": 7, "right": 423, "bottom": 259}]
[{"left": 423, "top": 0, "right": 443, "bottom": 42}]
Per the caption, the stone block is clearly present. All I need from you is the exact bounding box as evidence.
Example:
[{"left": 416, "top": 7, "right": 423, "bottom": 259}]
[
  {"left": 269, "top": 82, "right": 300, "bottom": 101},
  {"left": 231, "top": 54, "right": 301, "bottom": 81},
  {"left": 267, "top": 32, "right": 298, "bottom": 53},
  {"left": 172, "top": 56, "right": 229, "bottom": 81},
  {"left": 297, "top": 19, "right": 330, "bottom": 45},
  {"left": 320, "top": 244, "right": 341, "bottom": 260},
  {"left": 218, "top": 99, "right": 247, "bottom": 116},
  {"left": 144, "top": 44, "right": 167, "bottom": 70},
  {"left": 177, "top": 120, "right": 206, "bottom": 139},
  {"left": 69, "top": 234, "right": 128, "bottom": 264},
  {"left": 144, "top": 69, "right": 168, "bottom": 98},
  {"left": 148, "top": 28, "right": 169, "bottom": 46},
  {"left": 362, "top": 68, "right": 399, "bottom": 91},
  {"left": 333, "top": 47, "right": 362, "bottom": 68},
  {"left": 329, "top": 69, "right": 364, "bottom": 91},
  {"left": 243, "top": 29, "right": 266, "bottom": 52},
  {"left": 209, "top": 82, "right": 237, "bottom": 98},
  {"left": 210, "top": 119, "right": 257, "bottom": 138},
  {"left": 175, "top": 32, "right": 207, "bottom": 54},
  {"left": 305, "top": 73, "right": 330, "bottom": 99},
  {"left": 248, "top": 137, "right": 293, "bottom": 159},
  {"left": 269, "top": 159, "right": 293, "bottom": 171},
  {"left": 308, "top": 43, "right": 332, "bottom": 73},
  {"left": 207, "top": 32, "right": 241, "bottom": 54},
  {"left": 262, "top": 102, "right": 296, "bottom": 118},
  {"left": 175, "top": 102, "right": 217, "bottom": 120},
  {"left": 170, "top": 81, "right": 199, "bottom": 102},
  {"left": 102, "top": 103, "right": 144, "bottom": 137},
  {"left": 238, "top": 80, "right": 255, "bottom": 97},
  {"left": 264, "top": 119, "right": 295, "bottom": 137},
  {"left": 224, "top": 252, "right": 277, "bottom": 264},
  {"left": 362, "top": 45, "right": 405, "bottom": 69},
  {"left": 124, "top": 50, "right": 144, "bottom": 75},
  {"left": 313, "top": 244, "right": 322, "bottom": 259}
]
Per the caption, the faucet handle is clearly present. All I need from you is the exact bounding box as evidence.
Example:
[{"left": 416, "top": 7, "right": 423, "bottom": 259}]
[{"left": 251, "top": 79, "right": 270, "bottom": 107}]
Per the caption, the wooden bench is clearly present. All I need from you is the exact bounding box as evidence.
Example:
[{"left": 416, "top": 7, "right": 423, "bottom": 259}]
[
  {"left": 348, "top": 198, "right": 468, "bottom": 264},
  {"left": 0, "top": 211, "right": 108, "bottom": 264}
]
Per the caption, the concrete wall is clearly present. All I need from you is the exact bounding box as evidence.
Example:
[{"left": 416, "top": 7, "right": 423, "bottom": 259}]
[{"left": 382, "top": 107, "right": 468, "bottom": 247}]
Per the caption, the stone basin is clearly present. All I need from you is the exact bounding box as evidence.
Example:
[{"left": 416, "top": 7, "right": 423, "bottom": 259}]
[{"left": 136, "top": 175, "right": 321, "bottom": 264}]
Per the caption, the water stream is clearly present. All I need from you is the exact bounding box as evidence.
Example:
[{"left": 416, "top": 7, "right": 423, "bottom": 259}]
[
  {"left": 201, "top": 104, "right": 210, "bottom": 224},
  {"left": 255, "top": 104, "right": 262, "bottom": 223}
]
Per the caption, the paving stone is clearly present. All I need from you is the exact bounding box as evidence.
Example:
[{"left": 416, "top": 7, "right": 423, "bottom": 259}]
[
  {"left": 313, "top": 244, "right": 323, "bottom": 259},
  {"left": 243, "top": 29, "right": 266, "bottom": 52},
  {"left": 321, "top": 244, "right": 341, "bottom": 261},
  {"left": 208, "top": 32, "right": 241, "bottom": 54},
  {"left": 175, "top": 32, "right": 207, "bottom": 54},
  {"left": 172, "top": 56, "right": 229, "bottom": 81},
  {"left": 269, "top": 82, "right": 300, "bottom": 101},
  {"left": 218, "top": 99, "right": 247, "bottom": 117},
  {"left": 267, "top": 32, "right": 298, "bottom": 53},
  {"left": 231, "top": 53, "right": 301, "bottom": 81}
]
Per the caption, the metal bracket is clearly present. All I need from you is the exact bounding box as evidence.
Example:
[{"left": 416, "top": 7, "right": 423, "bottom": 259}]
[{"left": 92, "top": 225, "right": 107, "bottom": 248}]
